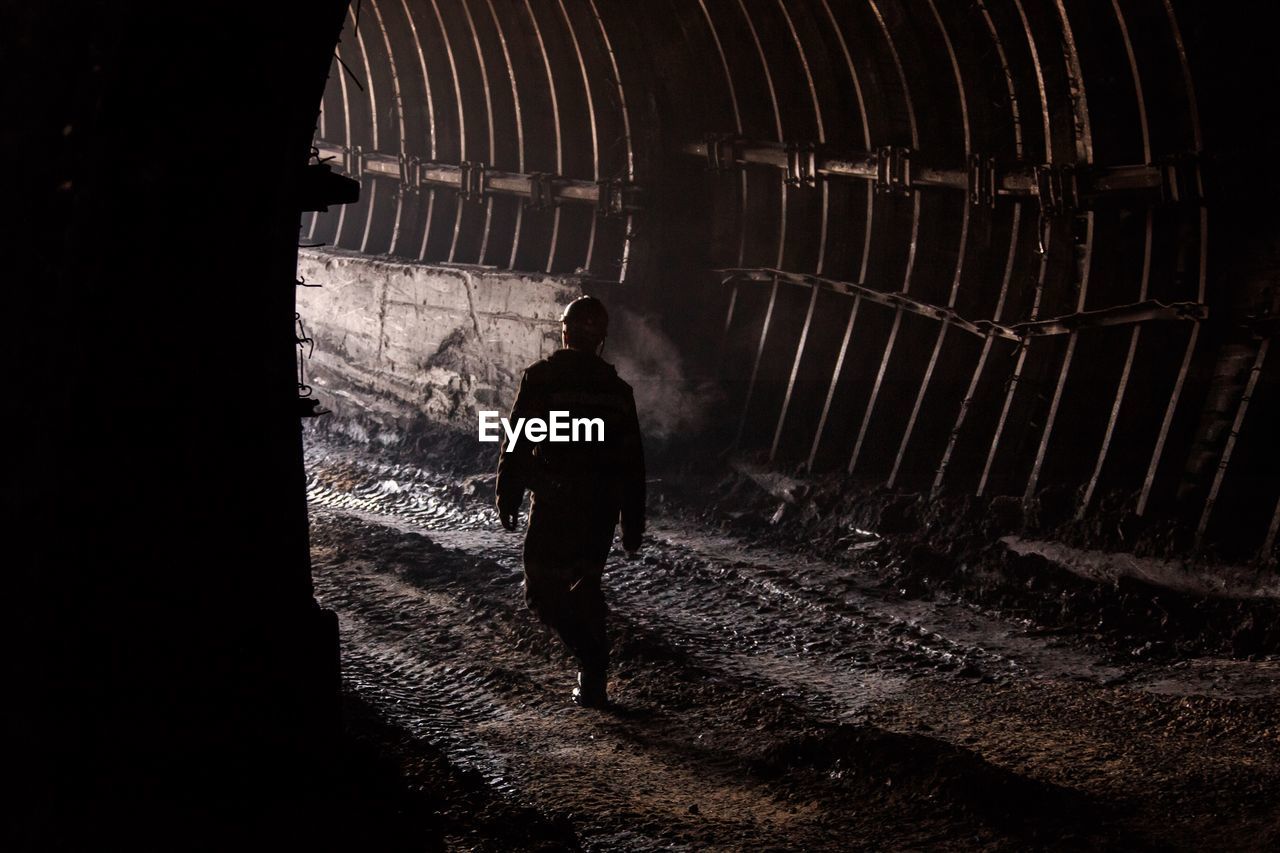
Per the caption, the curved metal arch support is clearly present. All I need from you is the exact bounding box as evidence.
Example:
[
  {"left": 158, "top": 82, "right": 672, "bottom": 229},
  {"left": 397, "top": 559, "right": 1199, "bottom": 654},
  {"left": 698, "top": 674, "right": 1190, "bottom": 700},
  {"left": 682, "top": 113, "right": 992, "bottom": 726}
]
[
  {"left": 1195, "top": 339, "right": 1272, "bottom": 548},
  {"left": 424, "top": 0, "right": 470, "bottom": 263},
  {"left": 845, "top": 0, "right": 922, "bottom": 475},
  {"left": 328, "top": 29, "right": 356, "bottom": 250},
  {"left": 1022, "top": 210, "right": 1096, "bottom": 502},
  {"left": 695, "top": 0, "right": 747, "bottom": 268},
  {"left": 1015, "top": 0, "right": 1098, "bottom": 501},
  {"left": 1076, "top": 0, "right": 1156, "bottom": 516},
  {"left": 555, "top": 0, "right": 602, "bottom": 273},
  {"left": 368, "top": 0, "right": 408, "bottom": 256},
  {"left": 886, "top": 0, "right": 974, "bottom": 488},
  {"left": 481, "top": 0, "right": 527, "bottom": 270},
  {"left": 306, "top": 97, "right": 329, "bottom": 242},
  {"left": 774, "top": 0, "right": 828, "bottom": 273},
  {"left": 797, "top": 0, "right": 881, "bottom": 468},
  {"left": 1011, "top": 0, "right": 1053, "bottom": 165},
  {"left": 395, "top": 0, "right": 440, "bottom": 262},
  {"left": 457, "top": 0, "right": 498, "bottom": 264},
  {"left": 933, "top": 203, "right": 1026, "bottom": 493},
  {"left": 763, "top": 0, "right": 838, "bottom": 458},
  {"left": 733, "top": 276, "right": 780, "bottom": 448},
  {"left": 585, "top": 0, "right": 636, "bottom": 281},
  {"left": 808, "top": 294, "right": 861, "bottom": 470},
  {"left": 699, "top": 0, "right": 756, "bottom": 384},
  {"left": 1051, "top": 0, "right": 1094, "bottom": 164},
  {"left": 520, "top": 0, "right": 566, "bottom": 274},
  {"left": 931, "top": 0, "right": 1028, "bottom": 493},
  {"left": 728, "top": 0, "right": 790, "bottom": 448},
  {"left": 347, "top": 5, "right": 382, "bottom": 255},
  {"left": 978, "top": 218, "right": 1055, "bottom": 498},
  {"left": 769, "top": 280, "right": 819, "bottom": 461},
  {"left": 1137, "top": 0, "right": 1209, "bottom": 516}
]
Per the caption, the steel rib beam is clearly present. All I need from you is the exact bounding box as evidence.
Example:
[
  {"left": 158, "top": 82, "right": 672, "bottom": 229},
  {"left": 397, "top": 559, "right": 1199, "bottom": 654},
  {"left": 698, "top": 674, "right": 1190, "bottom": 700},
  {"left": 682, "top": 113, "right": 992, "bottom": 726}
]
[
  {"left": 586, "top": 0, "right": 635, "bottom": 281},
  {"left": 521, "top": 0, "right": 565, "bottom": 274},
  {"left": 767, "top": 0, "right": 830, "bottom": 461},
  {"left": 349, "top": 6, "right": 381, "bottom": 255},
  {"left": 1196, "top": 339, "right": 1271, "bottom": 547},
  {"left": 555, "top": 0, "right": 600, "bottom": 272},
  {"left": 396, "top": 0, "right": 439, "bottom": 262},
  {"left": 484, "top": 0, "right": 526, "bottom": 271},
  {"left": 887, "top": 0, "right": 973, "bottom": 488},
  {"left": 731, "top": 0, "right": 790, "bottom": 449},
  {"left": 1077, "top": 0, "right": 1155, "bottom": 517},
  {"left": 459, "top": 0, "right": 498, "bottom": 264},
  {"left": 848, "top": 0, "right": 922, "bottom": 476},
  {"left": 1138, "top": 0, "right": 1209, "bottom": 517},
  {"left": 369, "top": 0, "right": 407, "bottom": 256},
  {"left": 932, "top": 0, "right": 1027, "bottom": 493},
  {"left": 978, "top": 0, "right": 1056, "bottom": 498},
  {"left": 805, "top": 0, "right": 875, "bottom": 469}
]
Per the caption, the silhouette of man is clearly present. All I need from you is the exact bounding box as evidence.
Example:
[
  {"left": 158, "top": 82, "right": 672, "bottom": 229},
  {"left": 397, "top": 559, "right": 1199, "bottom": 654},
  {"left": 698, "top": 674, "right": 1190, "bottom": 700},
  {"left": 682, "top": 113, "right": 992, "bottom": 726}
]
[{"left": 496, "top": 295, "right": 645, "bottom": 708}]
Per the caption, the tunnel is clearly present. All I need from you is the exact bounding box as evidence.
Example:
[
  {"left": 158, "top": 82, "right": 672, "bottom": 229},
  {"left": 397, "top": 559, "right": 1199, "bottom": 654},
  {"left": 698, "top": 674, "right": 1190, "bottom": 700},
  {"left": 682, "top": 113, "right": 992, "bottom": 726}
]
[
  {"left": 9, "top": 0, "right": 1280, "bottom": 849},
  {"left": 303, "top": 0, "right": 1276, "bottom": 559}
]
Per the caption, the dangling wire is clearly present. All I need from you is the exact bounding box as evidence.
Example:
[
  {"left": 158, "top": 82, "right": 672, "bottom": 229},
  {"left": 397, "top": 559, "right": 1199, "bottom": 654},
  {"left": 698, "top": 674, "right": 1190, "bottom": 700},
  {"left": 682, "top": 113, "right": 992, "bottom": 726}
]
[{"left": 296, "top": 312, "right": 316, "bottom": 399}]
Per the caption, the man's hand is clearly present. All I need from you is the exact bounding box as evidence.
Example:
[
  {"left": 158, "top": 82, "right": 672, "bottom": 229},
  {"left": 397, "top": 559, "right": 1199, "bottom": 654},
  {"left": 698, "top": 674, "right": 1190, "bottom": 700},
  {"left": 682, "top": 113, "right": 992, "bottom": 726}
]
[{"left": 499, "top": 509, "right": 520, "bottom": 531}]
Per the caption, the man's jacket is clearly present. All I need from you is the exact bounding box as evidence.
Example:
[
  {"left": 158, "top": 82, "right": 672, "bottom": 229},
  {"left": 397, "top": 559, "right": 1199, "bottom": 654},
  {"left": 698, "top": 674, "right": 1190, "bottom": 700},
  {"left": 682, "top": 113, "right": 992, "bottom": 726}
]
[{"left": 496, "top": 348, "right": 645, "bottom": 549}]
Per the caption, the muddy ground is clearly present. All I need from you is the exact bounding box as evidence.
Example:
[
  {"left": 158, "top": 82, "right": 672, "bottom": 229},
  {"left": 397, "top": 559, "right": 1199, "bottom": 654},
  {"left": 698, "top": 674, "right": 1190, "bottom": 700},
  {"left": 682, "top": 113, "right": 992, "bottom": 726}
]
[{"left": 303, "top": 433, "right": 1279, "bottom": 851}]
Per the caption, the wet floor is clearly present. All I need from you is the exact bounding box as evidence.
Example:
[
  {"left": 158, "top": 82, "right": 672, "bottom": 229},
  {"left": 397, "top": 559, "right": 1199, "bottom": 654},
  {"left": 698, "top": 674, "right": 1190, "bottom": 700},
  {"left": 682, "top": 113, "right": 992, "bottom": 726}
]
[{"left": 305, "top": 439, "right": 1280, "bottom": 851}]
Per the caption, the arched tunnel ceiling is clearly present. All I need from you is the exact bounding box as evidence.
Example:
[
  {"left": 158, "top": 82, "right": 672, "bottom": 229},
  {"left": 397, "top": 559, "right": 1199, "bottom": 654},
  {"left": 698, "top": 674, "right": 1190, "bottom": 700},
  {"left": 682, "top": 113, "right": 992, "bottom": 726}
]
[
  {"left": 304, "top": 0, "right": 1279, "bottom": 560},
  {"left": 308, "top": 0, "right": 1201, "bottom": 282},
  {"left": 307, "top": 0, "right": 638, "bottom": 278}
]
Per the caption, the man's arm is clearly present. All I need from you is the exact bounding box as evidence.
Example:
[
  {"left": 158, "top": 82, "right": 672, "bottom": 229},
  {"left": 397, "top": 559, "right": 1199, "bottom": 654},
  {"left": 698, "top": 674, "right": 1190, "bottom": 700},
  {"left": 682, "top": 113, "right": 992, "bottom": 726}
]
[
  {"left": 495, "top": 370, "right": 541, "bottom": 529},
  {"left": 619, "top": 386, "right": 646, "bottom": 552}
]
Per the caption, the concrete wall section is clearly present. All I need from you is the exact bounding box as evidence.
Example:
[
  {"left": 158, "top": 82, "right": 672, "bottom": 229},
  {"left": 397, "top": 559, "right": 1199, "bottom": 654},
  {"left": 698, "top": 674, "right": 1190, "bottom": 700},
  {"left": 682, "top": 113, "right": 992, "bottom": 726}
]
[{"left": 296, "top": 248, "right": 579, "bottom": 442}]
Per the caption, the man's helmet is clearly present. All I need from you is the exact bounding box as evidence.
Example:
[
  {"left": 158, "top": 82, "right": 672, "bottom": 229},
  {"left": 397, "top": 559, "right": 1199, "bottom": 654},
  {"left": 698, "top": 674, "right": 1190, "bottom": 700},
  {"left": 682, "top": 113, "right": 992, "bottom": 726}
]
[{"left": 561, "top": 295, "right": 608, "bottom": 346}]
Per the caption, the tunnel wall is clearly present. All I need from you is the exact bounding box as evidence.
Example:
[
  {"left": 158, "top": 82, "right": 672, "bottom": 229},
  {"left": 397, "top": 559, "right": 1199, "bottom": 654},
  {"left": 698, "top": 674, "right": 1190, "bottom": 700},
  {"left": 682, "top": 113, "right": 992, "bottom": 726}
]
[
  {"left": 297, "top": 248, "right": 578, "bottom": 441},
  {"left": 301, "top": 0, "right": 1278, "bottom": 564}
]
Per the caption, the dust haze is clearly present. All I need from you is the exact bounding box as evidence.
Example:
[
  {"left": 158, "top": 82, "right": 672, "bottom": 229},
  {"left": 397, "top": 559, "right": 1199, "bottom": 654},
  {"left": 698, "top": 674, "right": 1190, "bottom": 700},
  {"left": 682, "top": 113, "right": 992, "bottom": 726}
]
[{"left": 606, "top": 308, "right": 720, "bottom": 445}]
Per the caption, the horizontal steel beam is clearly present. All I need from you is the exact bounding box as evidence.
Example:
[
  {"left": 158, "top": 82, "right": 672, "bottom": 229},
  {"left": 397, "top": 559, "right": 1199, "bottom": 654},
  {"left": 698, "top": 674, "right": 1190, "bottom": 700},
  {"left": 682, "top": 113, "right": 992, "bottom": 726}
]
[
  {"left": 688, "top": 137, "right": 1199, "bottom": 213},
  {"left": 312, "top": 140, "right": 643, "bottom": 214},
  {"left": 720, "top": 268, "right": 1207, "bottom": 343}
]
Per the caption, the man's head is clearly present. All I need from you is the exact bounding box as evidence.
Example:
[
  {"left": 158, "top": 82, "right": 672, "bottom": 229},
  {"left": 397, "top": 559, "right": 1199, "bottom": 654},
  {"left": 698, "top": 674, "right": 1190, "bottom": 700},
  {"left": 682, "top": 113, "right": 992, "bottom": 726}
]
[{"left": 561, "top": 295, "right": 609, "bottom": 352}]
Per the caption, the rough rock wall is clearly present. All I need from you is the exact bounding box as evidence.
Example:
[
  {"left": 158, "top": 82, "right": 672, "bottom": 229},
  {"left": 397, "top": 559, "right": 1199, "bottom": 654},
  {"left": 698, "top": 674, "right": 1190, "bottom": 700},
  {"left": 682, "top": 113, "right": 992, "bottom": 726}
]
[{"left": 296, "top": 248, "right": 579, "bottom": 444}]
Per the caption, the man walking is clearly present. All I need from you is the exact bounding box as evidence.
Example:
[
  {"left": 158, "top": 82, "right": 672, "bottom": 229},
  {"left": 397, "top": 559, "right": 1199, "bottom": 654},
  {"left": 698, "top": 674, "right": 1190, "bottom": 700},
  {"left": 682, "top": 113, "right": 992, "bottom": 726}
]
[{"left": 496, "top": 295, "right": 646, "bottom": 708}]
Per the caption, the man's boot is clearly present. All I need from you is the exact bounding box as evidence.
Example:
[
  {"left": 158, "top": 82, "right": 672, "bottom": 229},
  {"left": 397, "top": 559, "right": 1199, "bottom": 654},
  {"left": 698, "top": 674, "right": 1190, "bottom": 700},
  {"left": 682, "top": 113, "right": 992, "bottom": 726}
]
[{"left": 572, "top": 668, "right": 608, "bottom": 708}]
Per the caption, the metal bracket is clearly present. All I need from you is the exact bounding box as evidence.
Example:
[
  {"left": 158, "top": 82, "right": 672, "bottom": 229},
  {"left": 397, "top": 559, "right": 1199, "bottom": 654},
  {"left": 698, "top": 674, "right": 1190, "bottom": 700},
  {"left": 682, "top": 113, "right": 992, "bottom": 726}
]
[
  {"left": 527, "top": 171, "right": 556, "bottom": 210},
  {"left": 1034, "top": 164, "right": 1078, "bottom": 217},
  {"left": 875, "top": 146, "right": 912, "bottom": 195},
  {"left": 343, "top": 144, "right": 364, "bottom": 179},
  {"left": 785, "top": 142, "right": 818, "bottom": 187},
  {"left": 705, "top": 133, "right": 743, "bottom": 172},
  {"left": 399, "top": 153, "right": 422, "bottom": 192},
  {"left": 1156, "top": 153, "right": 1201, "bottom": 204},
  {"left": 459, "top": 161, "right": 486, "bottom": 203},
  {"left": 597, "top": 178, "right": 627, "bottom": 217},
  {"left": 968, "top": 153, "right": 997, "bottom": 208}
]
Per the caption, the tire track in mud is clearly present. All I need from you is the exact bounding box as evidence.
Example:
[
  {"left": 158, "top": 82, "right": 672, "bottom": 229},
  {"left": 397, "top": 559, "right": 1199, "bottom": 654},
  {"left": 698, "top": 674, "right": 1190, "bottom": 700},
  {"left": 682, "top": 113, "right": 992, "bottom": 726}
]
[
  {"left": 311, "top": 510, "right": 1116, "bottom": 851},
  {"left": 305, "top": 463, "right": 1125, "bottom": 703},
  {"left": 305, "top": 447, "right": 1280, "bottom": 851},
  {"left": 311, "top": 513, "right": 843, "bottom": 851},
  {"left": 307, "top": 477, "right": 963, "bottom": 722},
  {"left": 303, "top": 456, "right": 1115, "bottom": 849}
]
